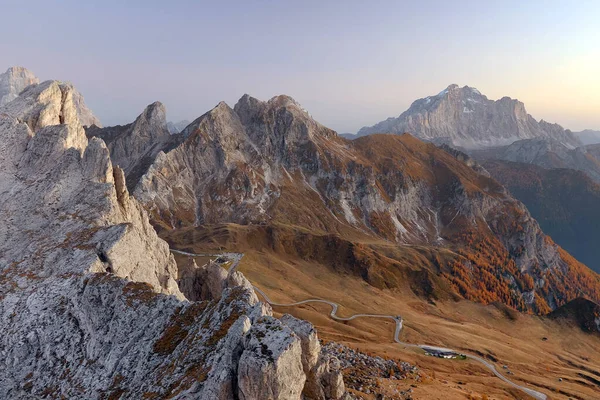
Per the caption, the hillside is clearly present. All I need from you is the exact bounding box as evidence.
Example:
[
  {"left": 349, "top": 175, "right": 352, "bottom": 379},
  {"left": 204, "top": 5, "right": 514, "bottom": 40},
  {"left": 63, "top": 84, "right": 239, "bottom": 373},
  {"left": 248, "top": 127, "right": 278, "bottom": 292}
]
[
  {"left": 483, "top": 160, "right": 600, "bottom": 274},
  {"left": 575, "top": 129, "right": 600, "bottom": 145}
]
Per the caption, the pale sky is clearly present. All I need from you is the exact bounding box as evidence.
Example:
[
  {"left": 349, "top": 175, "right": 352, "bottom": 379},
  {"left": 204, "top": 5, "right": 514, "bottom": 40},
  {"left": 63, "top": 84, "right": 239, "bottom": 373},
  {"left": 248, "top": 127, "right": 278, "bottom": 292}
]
[{"left": 1, "top": 0, "right": 598, "bottom": 133}]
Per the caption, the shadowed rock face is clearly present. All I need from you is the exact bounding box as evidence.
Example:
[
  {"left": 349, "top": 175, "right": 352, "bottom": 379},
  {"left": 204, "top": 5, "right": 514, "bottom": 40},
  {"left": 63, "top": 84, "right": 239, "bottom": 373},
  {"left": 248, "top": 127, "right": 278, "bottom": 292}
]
[
  {"left": 0, "top": 82, "right": 344, "bottom": 399},
  {"left": 355, "top": 84, "right": 581, "bottom": 149},
  {"left": 479, "top": 159, "right": 600, "bottom": 274},
  {"left": 549, "top": 298, "right": 600, "bottom": 333}
]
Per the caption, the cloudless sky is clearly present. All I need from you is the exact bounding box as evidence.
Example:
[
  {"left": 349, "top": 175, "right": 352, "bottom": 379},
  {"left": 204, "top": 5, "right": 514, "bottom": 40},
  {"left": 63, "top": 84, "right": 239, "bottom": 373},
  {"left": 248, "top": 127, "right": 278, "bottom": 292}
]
[{"left": 1, "top": 0, "right": 598, "bottom": 132}]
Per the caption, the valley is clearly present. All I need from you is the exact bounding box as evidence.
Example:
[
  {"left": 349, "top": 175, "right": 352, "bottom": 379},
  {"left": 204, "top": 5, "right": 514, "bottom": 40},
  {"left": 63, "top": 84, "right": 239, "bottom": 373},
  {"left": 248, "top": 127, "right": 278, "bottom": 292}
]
[{"left": 164, "top": 226, "right": 600, "bottom": 399}]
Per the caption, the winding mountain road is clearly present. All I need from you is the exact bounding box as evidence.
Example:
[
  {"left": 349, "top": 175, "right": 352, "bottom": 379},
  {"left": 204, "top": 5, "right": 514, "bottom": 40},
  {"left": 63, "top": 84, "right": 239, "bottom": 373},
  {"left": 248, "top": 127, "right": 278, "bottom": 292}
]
[{"left": 173, "top": 249, "right": 547, "bottom": 400}]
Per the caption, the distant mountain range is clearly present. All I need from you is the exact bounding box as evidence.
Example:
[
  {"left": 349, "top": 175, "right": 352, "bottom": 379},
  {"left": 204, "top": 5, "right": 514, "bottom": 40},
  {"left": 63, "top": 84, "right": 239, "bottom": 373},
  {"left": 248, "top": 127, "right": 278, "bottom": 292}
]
[
  {"left": 167, "top": 119, "right": 190, "bottom": 134},
  {"left": 574, "top": 129, "right": 600, "bottom": 145},
  {"left": 352, "top": 84, "right": 581, "bottom": 149}
]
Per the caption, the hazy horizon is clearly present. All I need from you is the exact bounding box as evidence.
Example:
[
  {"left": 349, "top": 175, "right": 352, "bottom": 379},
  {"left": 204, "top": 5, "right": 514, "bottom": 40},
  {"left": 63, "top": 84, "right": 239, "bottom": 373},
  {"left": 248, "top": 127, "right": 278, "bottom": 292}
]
[{"left": 1, "top": 1, "right": 598, "bottom": 133}]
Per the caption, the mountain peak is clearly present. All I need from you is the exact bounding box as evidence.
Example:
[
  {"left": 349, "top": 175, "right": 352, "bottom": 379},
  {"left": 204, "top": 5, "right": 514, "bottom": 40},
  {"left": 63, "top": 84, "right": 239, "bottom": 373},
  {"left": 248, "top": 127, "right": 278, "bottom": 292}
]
[
  {"left": 234, "top": 93, "right": 306, "bottom": 117},
  {"left": 444, "top": 83, "right": 459, "bottom": 92},
  {"left": 267, "top": 94, "right": 303, "bottom": 109},
  {"left": 0, "top": 66, "right": 40, "bottom": 106},
  {"left": 139, "top": 101, "right": 166, "bottom": 123},
  {"left": 357, "top": 85, "right": 581, "bottom": 149},
  {"left": 4, "top": 66, "right": 35, "bottom": 75},
  {"left": 1, "top": 67, "right": 102, "bottom": 128}
]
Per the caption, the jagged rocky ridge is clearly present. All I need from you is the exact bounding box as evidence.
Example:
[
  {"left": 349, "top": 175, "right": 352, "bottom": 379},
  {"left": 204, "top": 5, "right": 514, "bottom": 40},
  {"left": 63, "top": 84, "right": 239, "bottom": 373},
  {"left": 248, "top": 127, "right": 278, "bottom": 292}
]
[
  {"left": 105, "top": 93, "right": 600, "bottom": 313},
  {"left": 355, "top": 84, "right": 581, "bottom": 149},
  {"left": 0, "top": 81, "right": 344, "bottom": 398},
  {"left": 0, "top": 66, "right": 101, "bottom": 127}
]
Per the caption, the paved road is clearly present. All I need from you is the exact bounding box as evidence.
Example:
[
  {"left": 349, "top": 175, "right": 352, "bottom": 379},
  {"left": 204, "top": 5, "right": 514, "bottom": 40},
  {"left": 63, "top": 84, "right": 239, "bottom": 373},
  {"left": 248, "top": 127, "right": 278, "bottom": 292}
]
[{"left": 173, "top": 249, "right": 547, "bottom": 400}]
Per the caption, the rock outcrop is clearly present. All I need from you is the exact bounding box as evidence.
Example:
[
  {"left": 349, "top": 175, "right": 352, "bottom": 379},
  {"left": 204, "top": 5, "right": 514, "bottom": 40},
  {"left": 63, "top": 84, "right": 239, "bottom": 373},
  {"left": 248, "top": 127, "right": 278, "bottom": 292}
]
[
  {"left": 0, "top": 81, "right": 343, "bottom": 399},
  {"left": 0, "top": 66, "right": 39, "bottom": 106},
  {"left": 178, "top": 258, "right": 229, "bottom": 301},
  {"left": 472, "top": 138, "right": 600, "bottom": 184},
  {"left": 355, "top": 84, "right": 581, "bottom": 149},
  {"left": 280, "top": 315, "right": 345, "bottom": 400}
]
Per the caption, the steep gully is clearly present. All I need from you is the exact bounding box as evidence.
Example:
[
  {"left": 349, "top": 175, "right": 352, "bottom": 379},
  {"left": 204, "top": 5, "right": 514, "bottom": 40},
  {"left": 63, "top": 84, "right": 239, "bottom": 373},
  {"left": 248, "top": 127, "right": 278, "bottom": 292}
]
[{"left": 170, "top": 250, "right": 547, "bottom": 400}]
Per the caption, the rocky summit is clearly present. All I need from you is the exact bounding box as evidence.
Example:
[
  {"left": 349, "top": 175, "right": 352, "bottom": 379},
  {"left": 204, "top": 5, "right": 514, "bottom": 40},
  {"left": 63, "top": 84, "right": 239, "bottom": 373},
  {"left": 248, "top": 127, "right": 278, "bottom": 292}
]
[
  {"left": 0, "top": 80, "right": 344, "bottom": 399},
  {"left": 86, "top": 101, "right": 183, "bottom": 190},
  {"left": 355, "top": 84, "right": 581, "bottom": 149},
  {"left": 0, "top": 66, "right": 101, "bottom": 127}
]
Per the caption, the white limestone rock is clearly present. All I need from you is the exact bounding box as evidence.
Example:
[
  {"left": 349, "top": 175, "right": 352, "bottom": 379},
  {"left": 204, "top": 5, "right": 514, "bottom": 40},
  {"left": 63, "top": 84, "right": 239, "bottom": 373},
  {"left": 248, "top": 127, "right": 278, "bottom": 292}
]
[
  {"left": 281, "top": 314, "right": 346, "bottom": 400},
  {"left": 238, "top": 316, "right": 306, "bottom": 400},
  {"left": 356, "top": 84, "right": 581, "bottom": 149}
]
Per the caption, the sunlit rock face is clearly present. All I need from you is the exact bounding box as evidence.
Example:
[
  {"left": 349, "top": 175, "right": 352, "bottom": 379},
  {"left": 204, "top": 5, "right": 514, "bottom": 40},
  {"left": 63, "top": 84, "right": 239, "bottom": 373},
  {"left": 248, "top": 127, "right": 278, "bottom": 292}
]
[{"left": 0, "top": 66, "right": 101, "bottom": 127}]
